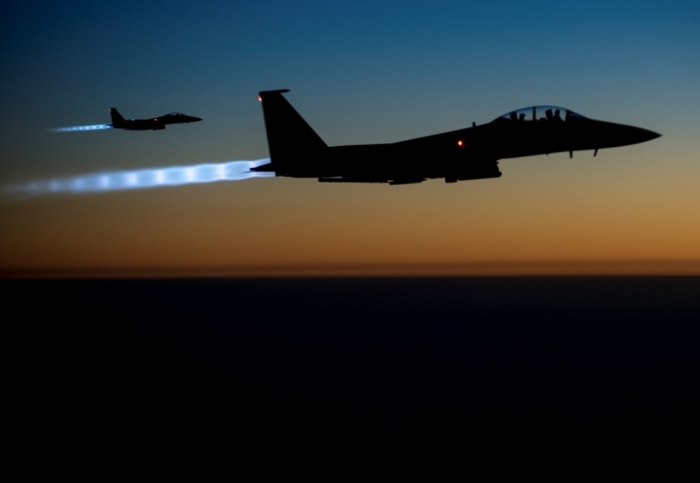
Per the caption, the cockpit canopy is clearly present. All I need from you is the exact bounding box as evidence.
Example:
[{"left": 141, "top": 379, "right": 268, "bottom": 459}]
[
  {"left": 494, "top": 106, "right": 587, "bottom": 123},
  {"left": 166, "top": 112, "right": 184, "bottom": 116}
]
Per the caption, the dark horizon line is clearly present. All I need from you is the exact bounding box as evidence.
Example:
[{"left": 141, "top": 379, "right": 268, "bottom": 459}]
[{"left": 3, "top": 259, "right": 700, "bottom": 279}]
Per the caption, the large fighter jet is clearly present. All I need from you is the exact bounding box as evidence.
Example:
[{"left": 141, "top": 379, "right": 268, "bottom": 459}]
[
  {"left": 108, "top": 108, "right": 202, "bottom": 131},
  {"left": 252, "top": 89, "right": 660, "bottom": 184}
]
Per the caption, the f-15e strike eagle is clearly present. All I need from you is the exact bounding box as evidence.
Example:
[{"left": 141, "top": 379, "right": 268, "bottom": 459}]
[
  {"left": 108, "top": 108, "right": 202, "bottom": 131},
  {"left": 252, "top": 89, "right": 660, "bottom": 184}
]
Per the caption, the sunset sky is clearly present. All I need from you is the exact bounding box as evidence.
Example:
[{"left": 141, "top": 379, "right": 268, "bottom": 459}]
[{"left": 1, "top": 1, "right": 699, "bottom": 276}]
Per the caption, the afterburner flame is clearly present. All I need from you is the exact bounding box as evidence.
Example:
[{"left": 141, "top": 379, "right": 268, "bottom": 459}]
[
  {"left": 6, "top": 158, "right": 274, "bottom": 196},
  {"left": 52, "top": 124, "right": 114, "bottom": 132}
]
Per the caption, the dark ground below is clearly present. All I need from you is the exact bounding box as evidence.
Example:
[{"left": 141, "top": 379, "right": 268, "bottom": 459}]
[{"left": 6, "top": 277, "right": 700, "bottom": 439}]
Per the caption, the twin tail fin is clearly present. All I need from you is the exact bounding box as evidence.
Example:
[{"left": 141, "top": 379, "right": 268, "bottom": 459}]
[
  {"left": 257, "top": 90, "right": 327, "bottom": 170},
  {"left": 109, "top": 107, "right": 125, "bottom": 128}
]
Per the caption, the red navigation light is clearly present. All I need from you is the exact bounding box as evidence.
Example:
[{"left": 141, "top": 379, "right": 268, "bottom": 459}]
[{"left": 258, "top": 95, "right": 262, "bottom": 102}]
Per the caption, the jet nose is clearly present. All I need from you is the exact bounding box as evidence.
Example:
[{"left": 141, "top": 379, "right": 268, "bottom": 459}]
[
  {"left": 636, "top": 127, "right": 661, "bottom": 143},
  {"left": 619, "top": 125, "right": 661, "bottom": 146},
  {"left": 190, "top": 116, "right": 203, "bottom": 122},
  {"left": 646, "top": 129, "right": 661, "bottom": 141}
]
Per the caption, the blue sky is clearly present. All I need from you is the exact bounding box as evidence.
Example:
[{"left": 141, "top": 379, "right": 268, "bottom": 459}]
[{"left": 1, "top": 1, "right": 699, "bottom": 275}]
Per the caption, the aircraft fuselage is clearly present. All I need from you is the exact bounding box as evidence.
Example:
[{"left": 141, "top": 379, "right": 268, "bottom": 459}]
[
  {"left": 254, "top": 91, "right": 660, "bottom": 184},
  {"left": 108, "top": 108, "right": 202, "bottom": 131}
]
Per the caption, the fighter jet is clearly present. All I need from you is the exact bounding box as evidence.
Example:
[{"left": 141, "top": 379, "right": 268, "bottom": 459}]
[
  {"left": 108, "top": 108, "right": 202, "bottom": 131},
  {"left": 252, "top": 89, "right": 660, "bottom": 184}
]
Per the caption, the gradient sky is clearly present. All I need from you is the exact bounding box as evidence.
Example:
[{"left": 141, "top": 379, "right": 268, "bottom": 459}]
[{"left": 1, "top": 1, "right": 699, "bottom": 276}]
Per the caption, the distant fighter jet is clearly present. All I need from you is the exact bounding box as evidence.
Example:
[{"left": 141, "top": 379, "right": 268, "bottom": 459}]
[
  {"left": 253, "top": 89, "right": 660, "bottom": 184},
  {"left": 108, "top": 108, "right": 202, "bottom": 131}
]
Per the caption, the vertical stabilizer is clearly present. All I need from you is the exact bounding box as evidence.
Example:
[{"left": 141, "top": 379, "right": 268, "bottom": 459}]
[
  {"left": 258, "top": 90, "right": 327, "bottom": 168},
  {"left": 109, "top": 108, "right": 125, "bottom": 128}
]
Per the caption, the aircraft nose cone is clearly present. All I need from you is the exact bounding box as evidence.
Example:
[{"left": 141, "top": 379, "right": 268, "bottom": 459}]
[
  {"left": 636, "top": 127, "right": 661, "bottom": 143},
  {"left": 621, "top": 125, "right": 661, "bottom": 145},
  {"left": 191, "top": 116, "right": 203, "bottom": 122},
  {"left": 646, "top": 129, "right": 661, "bottom": 141}
]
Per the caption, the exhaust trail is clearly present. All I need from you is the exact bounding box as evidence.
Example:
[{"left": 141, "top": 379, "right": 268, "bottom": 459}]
[
  {"left": 6, "top": 158, "right": 274, "bottom": 197},
  {"left": 52, "top": 124, "right": 114, "bottom": 132}
]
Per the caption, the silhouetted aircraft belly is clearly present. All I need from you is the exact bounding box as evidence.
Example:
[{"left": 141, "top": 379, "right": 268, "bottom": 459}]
[
  {"left": 252, "top": 91, "right": 660, "bottom": 184},
  {"left": 108, "top": 108, "right": 202, "bottom": 131}
]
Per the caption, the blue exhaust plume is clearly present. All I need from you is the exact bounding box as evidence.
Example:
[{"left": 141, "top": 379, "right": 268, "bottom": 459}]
[
  {"left": 7, "top": 158, "right": 274, "bottom": 196},
  {"left": 52, "top": 124, "right": 114, "bottom": 132}
]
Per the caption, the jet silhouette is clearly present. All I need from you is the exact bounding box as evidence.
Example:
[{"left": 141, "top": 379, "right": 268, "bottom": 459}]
[
  {"left": 108, "top": 108, "right": 202, "bottom": 131},
  {"left": 253, "top": 90, "right": 660, "bottom": 184}
]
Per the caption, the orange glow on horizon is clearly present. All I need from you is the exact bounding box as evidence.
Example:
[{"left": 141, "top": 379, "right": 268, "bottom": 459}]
[{"left": 4, "top": 259, "right": 700, "bottom": 278}]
